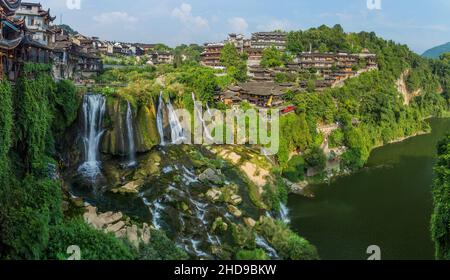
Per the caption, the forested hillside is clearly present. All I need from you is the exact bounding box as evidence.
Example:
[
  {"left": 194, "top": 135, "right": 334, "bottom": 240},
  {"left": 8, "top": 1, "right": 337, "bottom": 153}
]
[
  {"left": 278, "top": 25, "right": 449, "bottom": 177},
  {"left": 431, "top": 134, "right": 450, "bottom": 260}
]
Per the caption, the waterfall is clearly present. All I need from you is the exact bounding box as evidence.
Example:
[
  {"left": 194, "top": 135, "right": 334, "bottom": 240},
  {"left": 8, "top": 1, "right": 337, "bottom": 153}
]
[
  {"left": 157, "top": 92, "right": 185, "bottom": 145},
  {"left": 78, "top": 94, "right": 106, "bottom": 179},
  {"left": 156, "top": 92, "right": 166, "bottom": 146},
  {"left": 166, "top": 98, "right": 185, "bottom": 144},
  {"left": 279, "top": 203, "right": 291, "bottom": 224},
  {"left": 125, "top": 101, "right": 137, "bottom": 167},
  {"left": 192, "top": 93, "right": 213, "bottom": 141},
  {"left": 256, "top": 235, "right": 279, "bottom": 259}
]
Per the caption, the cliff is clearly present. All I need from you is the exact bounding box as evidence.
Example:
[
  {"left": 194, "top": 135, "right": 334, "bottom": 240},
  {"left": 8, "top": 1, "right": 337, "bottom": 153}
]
[{"left": 101, "top": 97, "right": 160, "bottom": 156}]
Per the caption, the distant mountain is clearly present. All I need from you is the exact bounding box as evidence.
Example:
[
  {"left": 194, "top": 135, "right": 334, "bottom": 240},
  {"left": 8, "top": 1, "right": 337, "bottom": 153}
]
[{"left": 422, "top": 42, "right": 450, "bottom": 59}]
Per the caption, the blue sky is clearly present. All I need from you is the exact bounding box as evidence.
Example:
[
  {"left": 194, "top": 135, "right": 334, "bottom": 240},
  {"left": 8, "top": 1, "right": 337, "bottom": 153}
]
[{"left": 40, "top": 0, "right": 450, "bottom": 53}]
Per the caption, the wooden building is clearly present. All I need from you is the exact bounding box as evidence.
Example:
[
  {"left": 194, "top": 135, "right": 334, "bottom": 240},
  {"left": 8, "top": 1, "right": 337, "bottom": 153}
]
[{"left": 201, "top": 42, "right": 224, "bottom": 69}]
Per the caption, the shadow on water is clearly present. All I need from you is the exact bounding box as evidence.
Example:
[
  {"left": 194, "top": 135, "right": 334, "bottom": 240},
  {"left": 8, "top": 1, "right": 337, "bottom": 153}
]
[{"left": 288, "top": 118, "right": 450, "bottom": 260}]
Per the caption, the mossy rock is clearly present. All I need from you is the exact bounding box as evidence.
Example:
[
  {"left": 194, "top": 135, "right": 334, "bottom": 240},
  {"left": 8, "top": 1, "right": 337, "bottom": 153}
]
[{"left": 135, "top": 102, "right": 160, "bottom": 153}]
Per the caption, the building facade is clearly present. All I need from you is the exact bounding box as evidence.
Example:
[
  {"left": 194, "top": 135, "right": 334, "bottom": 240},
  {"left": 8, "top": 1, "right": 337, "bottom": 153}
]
[
  {"left": 15, "top": 2, "right": 55, "bottom": 46},
  {"left": 201, "top": 42, "right": 224, "bottom": 69},
  {"left": 250, "top": 32, "right": 287, "bottom": 51}
]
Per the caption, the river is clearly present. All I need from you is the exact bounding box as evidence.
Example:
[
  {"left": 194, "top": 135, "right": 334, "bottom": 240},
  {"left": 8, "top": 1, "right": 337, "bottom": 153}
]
[{"left": 288, "top": 118, "right": 450, "bottom": 260}]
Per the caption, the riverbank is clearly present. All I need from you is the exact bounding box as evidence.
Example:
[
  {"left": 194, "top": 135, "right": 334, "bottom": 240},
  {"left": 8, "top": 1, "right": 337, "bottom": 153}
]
[
  {"left": 288, "top": 118, "right": 450, "bottom": 260},
  {"left": 292, "top": 118, "right": 445, "bottom": 198}
]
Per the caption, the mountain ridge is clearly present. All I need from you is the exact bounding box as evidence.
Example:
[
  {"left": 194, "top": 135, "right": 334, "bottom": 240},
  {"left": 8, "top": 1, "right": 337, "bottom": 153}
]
[{"left": 423, "top": 42, "right": 450, "bottom": 59}]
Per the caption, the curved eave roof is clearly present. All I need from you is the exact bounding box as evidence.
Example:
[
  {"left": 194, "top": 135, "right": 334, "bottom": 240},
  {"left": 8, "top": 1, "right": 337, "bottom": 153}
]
[
  {"left": 0, "top": 35, "right": 23, "bottom": 51},
  {"left": 0, "top": 0, "right": 22, "bottom": 13},
  {"left": 21, "top": 35, "right": 51, "bottom": 50}
]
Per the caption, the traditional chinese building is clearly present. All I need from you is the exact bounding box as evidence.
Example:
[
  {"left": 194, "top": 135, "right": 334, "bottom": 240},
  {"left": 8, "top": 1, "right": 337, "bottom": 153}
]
[
  {"left": 250, "top": 32, "right": 287, "bottom": 51},
  {"left": 149, "top": 51, "right": 174, "bottom": 65},
  {"left": 219, "top": 81, "right": 290, "bottom": 107},
  {"left": 1, "top": 0, "right": 52, "bottom": 81},
  {"left": 0, "top": 0, "right": 25, "bottom": 80},
  {"left": 200, "top": 42, "right": 224, "bottom": 69},
  {"left": 15, "top": 2, "right": 55, "bottom": 46}
]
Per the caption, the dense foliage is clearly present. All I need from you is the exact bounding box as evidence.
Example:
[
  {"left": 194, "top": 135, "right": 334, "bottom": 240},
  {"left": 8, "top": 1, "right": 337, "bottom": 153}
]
[
  {"left": 277, "top": 25, "right": 448, "bottom": 176},
  {"left": 0, "top": 64, "right": 192, "bottom": 260},
  {"left": 257, "top": 217, "right": 319, "bottom": 260},
  {"left": 431, "top": 135, "right": 450, "bottom": 260},
  {"left": 220, "top": 43, "right": 248, "bottom": 82}
]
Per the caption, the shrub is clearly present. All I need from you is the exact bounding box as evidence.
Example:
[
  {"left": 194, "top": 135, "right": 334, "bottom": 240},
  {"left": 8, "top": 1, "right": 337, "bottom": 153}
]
[
  {"left": 236, "top": 249, "right": 269, "bottom": 260},
  {"left": 283, "top": 155, "right": 306, "bottom": 182},
  {"left": 257, "top": 217, "right": 319, "bottom": 260},
  {"left": 47, "top": 219, "right": 134, "bottom": 260}
]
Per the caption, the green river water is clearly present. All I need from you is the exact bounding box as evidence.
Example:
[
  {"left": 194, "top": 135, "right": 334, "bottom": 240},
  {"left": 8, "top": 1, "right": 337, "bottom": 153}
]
[{"left": 288, "top": 118, "right": 450, "bottom": 260}]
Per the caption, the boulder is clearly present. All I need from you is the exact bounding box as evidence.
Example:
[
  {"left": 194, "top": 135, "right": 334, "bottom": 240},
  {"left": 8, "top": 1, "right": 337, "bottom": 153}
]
[
  {"left": 227, "top": 205, "right": 242, "bottom": 218},
  {"left": 99, "top": 211, "right": 123, "bottom": 225},
  {"left": 199, "top": 168, "right": 223, "bottom": 185},
  {"left": 243, "top": 217, "right": 256, "bottom": 228},
  {"left": 106, "top": 221, "right": 125, "bottom": 233},
  {"left": 111, "top": 180, "right": 143, "bottom": 194},
  {"left": 127, "top": 225, "right": 139, "bottom": 248},
  {"left": 206, "top": 189, "right": 222, "bottom": 203},
  {"left": 230, "top": 194, "right": 243, "bottom": 206},
  {"left": 140, "top": 223, "right": 151, "bottom": 244}
]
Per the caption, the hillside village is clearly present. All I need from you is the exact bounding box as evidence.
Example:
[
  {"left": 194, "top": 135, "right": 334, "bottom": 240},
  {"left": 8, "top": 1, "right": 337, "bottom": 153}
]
[{"left": 1, "top": 1, "right": 378, "bottom": 110}]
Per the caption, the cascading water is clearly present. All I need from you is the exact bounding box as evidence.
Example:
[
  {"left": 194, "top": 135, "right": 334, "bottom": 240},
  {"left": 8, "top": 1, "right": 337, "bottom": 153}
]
[
  {"left": 166, "top": 98, "right": 185, "bottom": 144},
  {"left": 157, "top": 92, "right": 185, "bottom": 145},
  {"left": 125, "top": 101, "right": 137, "bottom": 167},
  {"left": 192, "top": 93, "right": 213, "bottom": 141},
  {"left": 279, "top": 203, "right": 291, "bottom": 224},
  {"left": 256, "top": 235, "right": 280, "bottom": 259},
  {"left": 156, "top": 92, "right": 166, "bottom": 146},
  {"left": 78, "top": 94, "right": 106, "bottom": 179}
]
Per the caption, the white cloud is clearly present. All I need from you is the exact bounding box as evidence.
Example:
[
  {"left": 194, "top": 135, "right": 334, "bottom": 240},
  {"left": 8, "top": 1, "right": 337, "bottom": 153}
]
[
  {"left": 227, "top": 17, "right": 248, "bottom": 34},
  {"left": 171, "top": 3, "right": 209, "bottom": 30},
  {"left": 93, "top": 12, "right": 138, "bottom": 25}
]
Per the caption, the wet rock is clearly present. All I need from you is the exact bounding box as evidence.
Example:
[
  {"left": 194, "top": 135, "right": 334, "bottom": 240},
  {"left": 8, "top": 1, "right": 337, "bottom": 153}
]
[
  {"left": 206, "top": 189, "right": 222, "bottom": 203},
  {"left": 133, "top": 153, "right": 161, "bottom": 180},
  {"left": 111, "top": 180, "right": 143, "bottom": 194},
  {"left": 243, "top": 217, "right": 256, "bottom": 228},
  {"left": 227, "top": 205, "right": 242, "bottom": 218},
  {"left": 230, "top": 195, "right": 243, "bottom": 206},
  {"left": 199, "top": 168, "right": 223, "bottom": 185},
  {"left": 284, "top": 179, "right": 314, "bottom": 198}
]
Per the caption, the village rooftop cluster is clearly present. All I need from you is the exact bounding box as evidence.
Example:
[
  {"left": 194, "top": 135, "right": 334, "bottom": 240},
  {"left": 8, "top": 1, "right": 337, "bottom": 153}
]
[{"left": 1, "top": 1, "right": 378, "bottom": 109}]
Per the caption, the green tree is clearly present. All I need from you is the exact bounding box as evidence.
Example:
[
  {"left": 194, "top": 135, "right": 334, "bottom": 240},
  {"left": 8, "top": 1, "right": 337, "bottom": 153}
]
[
  {"left": 431, "top": 135, "right": 450, "bottom": 260},
  {"left": 260, "top": 46, "right": 284, "bottom": 68},
  {"left": 220, "top": 43, "right": 247, "bottom": 82},
  {"left": 236, "top": 249, "right": 269, "bottom": 260}
]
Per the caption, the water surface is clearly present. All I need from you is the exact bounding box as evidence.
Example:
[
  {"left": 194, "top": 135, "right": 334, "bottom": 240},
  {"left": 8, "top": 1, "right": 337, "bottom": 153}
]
[{"left": 288, "top": 118, "right": 450, "bottom": 260}]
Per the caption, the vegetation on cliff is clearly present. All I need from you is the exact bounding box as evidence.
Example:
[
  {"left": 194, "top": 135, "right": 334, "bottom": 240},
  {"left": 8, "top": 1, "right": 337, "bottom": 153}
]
[
  {"left": 0, "top": 64, "right": 182, "bottom": 260},
  {"left": 431, "top": 134, "right": 450, "bottom": 260},
  {"left": 277, "top": 25, "right": 449, "bottom": 178}
]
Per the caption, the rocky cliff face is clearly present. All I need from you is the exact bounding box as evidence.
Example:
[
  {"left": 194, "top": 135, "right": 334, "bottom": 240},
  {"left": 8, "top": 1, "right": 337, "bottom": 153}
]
[
  {"left": 397, "top": 69, "right": 422, "bottom": 106},
  {"left": 101, "top": 97, "right": 160, "bottom": 156},
  {"left": 135, "top": 102, "right": 161, "bottom": 153}
]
